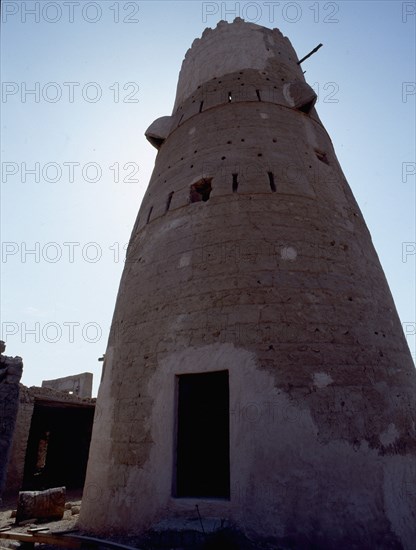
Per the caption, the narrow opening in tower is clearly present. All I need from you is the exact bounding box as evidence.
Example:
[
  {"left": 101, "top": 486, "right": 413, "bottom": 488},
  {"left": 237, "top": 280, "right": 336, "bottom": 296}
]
[
  {"left": 228, "top": 92, "right": 232, "bottom": 102},
  {"left": 298, "top": 99, "right": 315, "bottom": 114},
  {"left": 256, "top": 89, "right": 262, "bottom": 101},
  {"left": 190, "top": 178, "right": 212, "bottom": 203},
  {"left": 166, "top": 192, "right": 174, "bottom": 212},
  {"left": 175, "top": 370, "right": 230, "bottom": 499},
  {"left": 232, "top": 173, "right": 238, "bottom": 193},
  {"left": 315, "top": 150, "right": 329, "bottom": 165},
  {"left": 268, "top": 172, "right": 276, "bottom": 192},
  {"left": 146, "top": 206, "right": 153, "bottom": 223},
  {"left": 199, "top": 101, "right": 204, "bottom": 113}
]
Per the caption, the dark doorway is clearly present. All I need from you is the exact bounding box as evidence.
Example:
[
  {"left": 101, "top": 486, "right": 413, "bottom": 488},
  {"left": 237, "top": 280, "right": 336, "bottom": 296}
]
[
  {"left": 175, "top": 370, "right": 230, "bottom": 498},
  {"left": 22, "top": 401, "right": 94, "bottom": 491}
]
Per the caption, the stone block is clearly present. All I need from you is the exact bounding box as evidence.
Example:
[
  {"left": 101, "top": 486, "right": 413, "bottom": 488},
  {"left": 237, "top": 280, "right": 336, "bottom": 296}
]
[{"left": 16, "top": 487, "right": 66, "bottom": 523}]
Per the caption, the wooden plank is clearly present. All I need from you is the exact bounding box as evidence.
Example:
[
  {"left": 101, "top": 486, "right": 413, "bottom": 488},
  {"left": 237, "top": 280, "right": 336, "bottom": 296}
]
[
  {"left": 0, "top": 532, "right": 81, "bottom": 548},
  {"left": 0, "top": 531, "right": 142, "bottom": 550}
]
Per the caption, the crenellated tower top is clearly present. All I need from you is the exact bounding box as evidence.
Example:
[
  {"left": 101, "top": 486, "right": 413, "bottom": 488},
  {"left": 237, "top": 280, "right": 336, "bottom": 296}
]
[{"left": 173, "top": 17, "right": 304, "bottom": 111}]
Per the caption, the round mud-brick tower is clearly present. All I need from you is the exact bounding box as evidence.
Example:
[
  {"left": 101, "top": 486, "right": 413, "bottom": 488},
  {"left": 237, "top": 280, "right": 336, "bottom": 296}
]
[{"left": 80, "top": 18, "right": 416, "bottom": 549}]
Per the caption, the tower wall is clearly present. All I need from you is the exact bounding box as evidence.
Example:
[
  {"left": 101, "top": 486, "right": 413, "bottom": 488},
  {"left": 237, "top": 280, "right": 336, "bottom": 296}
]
[{"left": 80, "top": 19, "right": 416, "bottom": 549}]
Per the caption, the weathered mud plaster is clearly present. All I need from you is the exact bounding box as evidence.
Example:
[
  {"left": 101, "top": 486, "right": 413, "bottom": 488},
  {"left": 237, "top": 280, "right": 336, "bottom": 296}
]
[{"left": 80, "top": 19, "right": 416, "bottom": 549}]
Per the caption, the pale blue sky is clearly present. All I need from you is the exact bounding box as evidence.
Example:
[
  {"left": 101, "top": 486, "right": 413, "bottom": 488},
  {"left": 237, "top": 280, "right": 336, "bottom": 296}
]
[{"left": 1, "top": 1, "right": 415, "bottom": 395}]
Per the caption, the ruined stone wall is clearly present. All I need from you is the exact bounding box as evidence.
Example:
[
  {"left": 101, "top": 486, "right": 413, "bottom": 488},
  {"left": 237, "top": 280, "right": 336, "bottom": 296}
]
[
  {"left": 3, "top": 388, "right": 34, "bottom": 496},
  {"left": 0, "top": 343, "right": 23, "bottom": 497},
  {"left": 80, "top": 19, "right": 416, "bottom": 549}
]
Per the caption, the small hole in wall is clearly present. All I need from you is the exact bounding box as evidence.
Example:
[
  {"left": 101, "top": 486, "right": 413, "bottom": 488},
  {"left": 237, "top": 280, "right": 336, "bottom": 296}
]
[
  {"left": 268, "top": 172, "right": 276, "bottom": 192},
  {"left": 199, "top": 101, "right": 204, "bottom": 113},
  {"left": 241, "top": 138, "right": 245, "bottom": 142},
  {"left": 232, "top": 173, "right": 238, "bottom": 193},
  {"left": 190, "top": 178, "right": 213, "bottom": 203},
  {"left": 146, "top": 206, "right": 153, "bottom": 224},
  {"left": 316, "top": 150, "right": 330, "bottom": 165},
  {"left": 221, "top": 156, "right": 226, "bottom": 160},
  {"left": 227, "top": 140, "right": 232, "bottom": 144},
  {"left": 273, "top": 139, "right": 277, "bottom": 143},
  {"left": 257, "top": 153, "right": 263, "bottom": 157},
  {"left": 228, "top": 92, "right": 232, "bottom": 102},
  {"left": 166, "top": 192, "right": 174, "bottom": 212},
  {"left": 256, "top": 89, "right": 261, "bottom": 101}
]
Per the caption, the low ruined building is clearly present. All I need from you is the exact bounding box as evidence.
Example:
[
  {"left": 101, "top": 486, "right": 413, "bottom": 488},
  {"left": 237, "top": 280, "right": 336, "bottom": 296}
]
[
  {"left": 42, "top": 372, "right": 93, "bottom": 399},
  {"left": 3, "top": 381, "right": 95, "bottom": 499}
]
